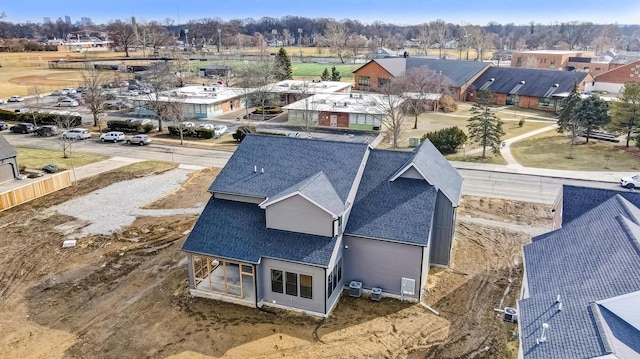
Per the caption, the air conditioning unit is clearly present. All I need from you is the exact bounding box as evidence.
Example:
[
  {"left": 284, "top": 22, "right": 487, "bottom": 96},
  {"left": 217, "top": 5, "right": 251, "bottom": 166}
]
[
  {"left": 370, "top": 287, "right": 382, "bottom": 301},
  {"left": 349, "top": 281, "right": 362, "bottom": 297},
  {"left": 503, "top": 307, "right": 518, "bottom": 323}
]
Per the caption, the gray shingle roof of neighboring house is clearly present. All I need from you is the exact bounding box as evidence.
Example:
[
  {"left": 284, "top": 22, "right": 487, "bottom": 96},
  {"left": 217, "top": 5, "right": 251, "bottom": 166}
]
[
  {"left": 345, "top": 149, "right": 437, "bottom": 245},
  {"left": 519, "top": 195, "right": 640, "bottom": 359},
  {"left": 558, "top": 185, "right": 640, "bottom": 225},
  {"left": 360, "top": 58, "right": 490, "bottom": 87},
  {"left": 592, "top": 291, "right": 640, "bottom": 357},
  {"left": 390, "top": 139, "right": 463, "bottom": 206},
  {"left": 209, "top": 135, "right": 369, "bottom": 202},
  {"left": 0, "top": 135, "right": 17, "bottom": 159},
  {"left": 471, "top": 67, "right": 590, "bottom": 98},
  {"left": 182, "top": 199, "right": 338, "bottom": 267},
  {"left": 259, "top": 171, "right": 344, "bottom": 218}
]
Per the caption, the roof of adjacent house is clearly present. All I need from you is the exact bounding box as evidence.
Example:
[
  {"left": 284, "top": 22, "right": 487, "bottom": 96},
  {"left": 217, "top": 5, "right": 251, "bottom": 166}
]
[
  {"left": 519, "top": 194, "right": 640, "bottom": 359},
  {"left": 182, "top": 199, "right": 338, "bottom": 266},
  {"left": 345, "top": 149, "right": 437, "bottom": 245},
  {"left": 0, "top": 135, "right": 17, "bottom": 160},
  {"left": 357, "top": 58, "right": 490, "bottom": 87},
  {"left": 558, "top": 185, "right": 640, "bottom": 225},
  {"left": 471, "top": 67, "right": 590, "bottom": 98},
  {"left": 209, "top": 135, "right": 369, "bottom": 202}
]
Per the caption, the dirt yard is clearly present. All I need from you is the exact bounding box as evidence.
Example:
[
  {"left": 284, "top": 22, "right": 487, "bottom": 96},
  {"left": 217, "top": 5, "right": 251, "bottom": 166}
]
[{"left": 0, "top": 166, "right": 553, "bottom": 359}]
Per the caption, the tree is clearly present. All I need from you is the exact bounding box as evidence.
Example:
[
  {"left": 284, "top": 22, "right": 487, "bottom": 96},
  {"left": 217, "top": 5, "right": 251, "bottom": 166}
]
[
  {"left": 330, "top": 66, "right": 341, "bottom": 81},
  {"left": 107, "top": 20, "right": 137, "bottom": 57},
  {"left": 81, "top": 64, "right": 109, "bottom": 127},
  {"left": 322, "top": 20, "right": 347, "bottom": 63},
  {"left": 557, "top": 83, "right": 582, "bottom": 133},
  {"left": 430, "top": 19, "right": 449, "bottom": 59},
  {"left": 320, "top": 67, "right": 331, "bottom": 81},
  {"left": 144, "top": 61, "right": 180, "bottom": 132},
  {"left": 609, "top": 82, "right": 640, "bottom": 147},
  {"left": 401, "top": 66, "right": 453, "bottom": 129},
  {"left": 467, "top": 90, "right": 505, "bottom": 158},
  {"left": 273, "top": 47, "right": 292, "bottom": 80},
  {"left": 346, "top": 34, "right": 367, "bottom": 61},
  {"left": 25, "top": 86, "right": 45, "bottom": 127},
  {"left": 573, "top": 94, "right": 610, "bottom": 143},
  {"left": 232, "top": 61, "right": 277, "bottom": 121},
  {"left": 373, "top": 78, "right": 409, "bottom": 149},
  {"left": 423, "top": 127, "right": 467, "bottom": 155}
]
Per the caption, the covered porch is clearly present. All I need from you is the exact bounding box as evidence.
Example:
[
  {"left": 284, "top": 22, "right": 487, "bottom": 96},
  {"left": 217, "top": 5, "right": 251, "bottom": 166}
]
[{"left": 190, "top": 255, "right": 256, "bottom": 307}]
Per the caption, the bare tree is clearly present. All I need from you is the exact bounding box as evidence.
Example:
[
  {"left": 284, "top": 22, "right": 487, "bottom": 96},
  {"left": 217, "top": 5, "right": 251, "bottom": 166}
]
[
  {"left": 26, "top": 86, "right": 45, "bottom": 127},
  {"left": 430, "top": 19, "right": 449, "bottom": 59},
  {"left": 290, "top": 80, "right": 319, "bottom": 133},
  {"left": 323, "top": 20, "right": 348, "bottom": 63},
  {"left": 346, "top": 34, "right": 367, "bottom": 62},
  {"left": 402, "top": 67, "right": 453, "bottom": 129},
  {"left": 138, "top": 21, "right": 171, "bottom": 56},
  {"left": 81, "top": 64, "right": 109, "bottom": 127},
  {"left": 144, "top": 61, "right": 179, "bottom": 132},
  {"left": 560, "top": 21, "right": 599, "bottom": 50},
  {"left": 232, "top": 61, "right": 277, "bottom": 121},
  {"left": 165, "top": 97, "right": 188, "bottom": 145},
  {"left": 373, "top": 78, "right": 409, "bottom": 149},
  {"left": 107, "top": 20, "right": 138, "bottom": 57}
]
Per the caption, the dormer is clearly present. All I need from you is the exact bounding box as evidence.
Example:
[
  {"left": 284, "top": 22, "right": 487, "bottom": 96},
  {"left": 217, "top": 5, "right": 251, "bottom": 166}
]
[{"left": 259, "top": 172, "right": 344, "bottom": 237}]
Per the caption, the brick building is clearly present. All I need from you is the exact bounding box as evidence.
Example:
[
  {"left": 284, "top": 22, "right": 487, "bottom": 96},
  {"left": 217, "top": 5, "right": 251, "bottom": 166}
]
[
  {"left": 591, "top": 60, "right": 640, "bottom": 94},
  {"left": 511, "top": 50, "right": 594, "bottom": 70}
]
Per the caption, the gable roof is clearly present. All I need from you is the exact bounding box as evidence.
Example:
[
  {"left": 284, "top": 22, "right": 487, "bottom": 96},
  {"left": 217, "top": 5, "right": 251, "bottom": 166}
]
[
  {"left": 209, "top": 135, "right": 369, "bottom": 202},
  {"left": 182, "top": 199, "right": 337, "bottom": 267},
  {"left": 592, "top": 291, "right": 640, "bottom": 358},
  {"left": 519, "top": 195, "right": 640, "bottom": 359},
  {"left": 344, "top": 149, "right": 438, "bottom": 245},
  {"left": 559, "top": 185, "right": 640, "bottom": 225},
  {"left": 390, "top": 139, "right": 463, "bottom": 206},
  {"left": 0, "top": 135, "right": 17, "bottom": 160},
  {"left": 471, "top": 67, "right": 590, "bottom": 98},
  {"left": 259, "top": 171, "right": 344, "bottom": 218},
  {"left": 359, "top": 58, "right": 490, "bottom": 87}
]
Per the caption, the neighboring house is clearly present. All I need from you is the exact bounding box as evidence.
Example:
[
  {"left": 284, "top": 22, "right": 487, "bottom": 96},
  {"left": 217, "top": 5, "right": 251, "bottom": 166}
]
[
  {"left": 130, "top": 85, "right": 245, "bottom": 118},
  {"left": 518, "top": 187, "right": 640, "bottom": 359},
  {"left": 283, "top": 92, "right": 391, "bottom": 131},
  {"left": 369, "top": 47, "right": 405, "bottom": 59},
  {"left": 511, "top": 50, "right": 594, "bottom": 70},
  {"left": 181, "top": 134, "right": 463, "bottom": 317},
  {"left": 353, "top": 58, "right": 490, "bottom": 100},
  {"left": 468, "top": 67, "right": 594, "bottom": 112},
  {"left": 268, "top": 80, "right": 353, "bottom": 105},
  {"left": 0, "top": 135, "right": 20, "bottom": 183}
]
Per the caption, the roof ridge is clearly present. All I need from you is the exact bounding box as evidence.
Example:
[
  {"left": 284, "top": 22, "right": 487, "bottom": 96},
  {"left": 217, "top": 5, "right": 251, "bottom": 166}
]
[{"left": 589, "top": 303, "right": 616, "bottom": 355}]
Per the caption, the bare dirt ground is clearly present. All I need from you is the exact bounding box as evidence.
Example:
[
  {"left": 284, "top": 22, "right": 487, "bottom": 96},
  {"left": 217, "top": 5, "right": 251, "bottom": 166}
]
[{"left": 0, "top": 166, "right": 553, "bottom": 359}]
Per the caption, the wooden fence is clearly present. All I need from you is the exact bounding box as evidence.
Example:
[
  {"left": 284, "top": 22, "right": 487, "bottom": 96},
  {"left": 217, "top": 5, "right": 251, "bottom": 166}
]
[{"left": 0, "top": 171, "right": 71, "bottom": 211}]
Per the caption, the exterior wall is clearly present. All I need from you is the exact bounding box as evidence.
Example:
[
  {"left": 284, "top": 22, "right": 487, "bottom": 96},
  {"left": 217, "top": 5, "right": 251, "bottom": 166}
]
[
  {"left": 398, "top": 166, "right": 423, "bottom": 180},
  {"left": 595, "top": 61, "right": 640, "bottom": 84},
  {"left": 213, "top": 192, "right": 264, "bottom": 204},
  {"left": 347, "top": 112, "right": 382, "bottom": 131},
  {"left": 430, "top": 191, "right": 455, "bottom": 266},
  {"left": 511, "top": 51, "right": 594, "bottom": 70},
  {"left": 0, "top": 157, "right": 19, "bottom": 182},
  {"left": 258, "top": 258, "right": 326, "bottom": 315},
  {"left": 353, "top": 61, "right": 393, "bottom": 91},
  {"left": 318, "top": 111, "right": 350, "bottom": 128},
  {"left": 564, "top": 61, "right": 611, "bottom": 76},
  {"left": 325, "top": 240, "right": 344, "bottom": 314},
  {"left": 265, "top": 195, "right": 334, "bottom": 237},
  {"left": 343, "top": 235, "right": 423, "bottom": 300}
]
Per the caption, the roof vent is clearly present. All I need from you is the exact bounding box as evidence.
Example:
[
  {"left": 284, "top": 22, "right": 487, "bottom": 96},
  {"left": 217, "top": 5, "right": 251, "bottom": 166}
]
[
  {"left": 503, "top": 307, "right": 518, "bottom": 323},
  {"left": 536, "top": 323, "right": 549, "bottom": 345},
  {"left": 519, "top": 80, "right": 526, "bottom": 84},
  {"left": 554, "top": 83, "right": 559, "bottom": 87}
]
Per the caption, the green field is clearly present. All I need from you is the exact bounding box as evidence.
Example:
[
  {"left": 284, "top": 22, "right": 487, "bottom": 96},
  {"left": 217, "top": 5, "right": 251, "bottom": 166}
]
[{"left": 291, "top": 63, "right": 361, "bottom": 78}]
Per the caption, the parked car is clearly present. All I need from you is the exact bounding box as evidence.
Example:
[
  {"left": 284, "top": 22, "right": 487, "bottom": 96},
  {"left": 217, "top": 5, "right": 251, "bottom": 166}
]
[
  {"left": 199, "top": 123, "right": 215, "bottom": 130},
  {"left": 35, "top": 125, "right": 60, "bottom": 137},
  {"left": 104, "top": 100, "right": 134, "bottom": 110},
  {"left": 62, "top": 88, "right": 77, "bottom": 94},
  {"left": 127, "top": 118, "right": 152, "bottom": 126},
  {"left": 57, "top": 98, "right": 79, "bottom": 107},
  {"left": 620, "top": 175, "right": 640, "bottom": 189},
  {"left": 126, "top": 134, "right": 152, "bottom": 146},
  {"left": 123, "top": 90, "right": 139, "bottom": 96},
  {"left": 0, "top": 121, "right": 8, "bottom": 131},
  {"left": 14, "top": 108, "right": 30, "bottom": 114},
  {"left": 181, "top": 121, "right": 195, "bottom": 128},
  {"left": 0, "top": 98, "right": 5, "bottom": 104},
  {"left": 62, "top": 128, "right": 91, "bottom": 140},
  {"left": 50, "top": 89, "right": 66, "bottom": 96},
  {"left": 214, "top": 125, "right": 228, "bottom": 137},
  {"left": 10, "top": 122, "right": 36, "bottom": 134},
  {"left": 8, "top": 95, "right": 24, "bottom": 102},
  {"left": 100, "top": 131, "right": 125, "bottom": 143}
]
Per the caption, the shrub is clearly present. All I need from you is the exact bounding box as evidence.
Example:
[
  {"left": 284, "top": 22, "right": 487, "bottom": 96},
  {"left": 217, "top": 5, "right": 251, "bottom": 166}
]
[
  {"left": 422, "top": 126, "right": 467, "bottom": 154},
  {"left": 232, "top": 125, "right": 256, "bottom": 142},
  {"left": 518, "top": 118, "right": 525, "bottom": 127},
  {"left": 141, "top": 123, "right": 154, "bottom": 133},
  {"left": 107, "top": 120, "right": 140, "bottom": 132},
  {"left": 438, "top": 94, "right": 458, "bottom": 113},
  {"left": 166, "top": 126, "right": 214, "bottom": 139}
]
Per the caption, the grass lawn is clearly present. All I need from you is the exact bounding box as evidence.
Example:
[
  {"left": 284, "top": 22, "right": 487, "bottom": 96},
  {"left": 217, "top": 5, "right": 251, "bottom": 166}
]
[
  {"left": 446, "top": 153, "right": 508, "bottom": 165},
  {"left": 511, "top": 132, "right": 640, "bottom": 171},
  {"left": 291, "top": 63, "right": 360, "bottom": 78},
  {"left": 16, "top": 147, "right": 109, "bottom": 170}
]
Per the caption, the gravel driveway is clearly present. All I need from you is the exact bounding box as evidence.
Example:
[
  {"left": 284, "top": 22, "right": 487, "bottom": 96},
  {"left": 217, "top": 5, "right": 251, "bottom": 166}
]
[{"left": 52, "top": 168, "right": 204, "bottom": 237}]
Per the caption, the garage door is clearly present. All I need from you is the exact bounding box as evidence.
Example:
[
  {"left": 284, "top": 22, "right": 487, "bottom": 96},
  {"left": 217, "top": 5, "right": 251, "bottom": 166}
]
[{"left": 0, "top": 163, "right": 16, "bottom": 183}]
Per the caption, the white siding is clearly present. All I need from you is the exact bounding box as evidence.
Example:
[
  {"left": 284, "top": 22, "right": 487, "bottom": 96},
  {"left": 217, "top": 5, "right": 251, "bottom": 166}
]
[
  {"left": 265, "top": 195, "right": 334, "bottom": 236},
  {"left": 399, "top": 166, "right": 426, "bottom": 180},
  {"left": 259, "top": 258, "right": 326, "bottom": 314}
]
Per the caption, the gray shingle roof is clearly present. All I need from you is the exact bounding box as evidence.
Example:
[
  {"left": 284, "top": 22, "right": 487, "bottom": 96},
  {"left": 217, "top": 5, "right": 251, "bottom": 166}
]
[
  {"left": 560, "top": 185, "right": 640, "bottom": 225},
  {"left": 260, "top": 171, "right": 344, "bottom": 217},
  {"left": 209, "top": 135, "right": 369, "bottom": 202},
  {"left": 182, "top": 199, "right": 337, "bottom": 267},
  {"left": 471, "top": 67, "right": 589, "bottom": 98},
  {"left": 359, "top": 58, "right": 489, "bottom": 87},
  {"left": 519, "top": 195, "right": 640, "bottom": 359},
  {"left": 391, "top": 139, "right": 463, "bottom": 206},
  {"left": 593, "top": 293, "right": 640, "bottom": 358},
  {"left": 344, "top": 149, "right": 437, "bottom": 245},
  {"left": 0, "top": 135, "right": 17, "bottom": 160}
]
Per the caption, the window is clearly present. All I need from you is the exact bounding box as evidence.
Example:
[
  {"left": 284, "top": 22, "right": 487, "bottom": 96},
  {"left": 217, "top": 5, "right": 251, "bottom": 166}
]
[
  {"left": 300, "top": 275, "right": 312, "bottom": 299},
  {"left": 327, "top": 271, "right": 334, "bottom": 298},
  {"left": 286, "top": 272, "right": 298, "bottom": 296},
  {"left": 539, "top": 98, "right": 553, "bottom": 108},
  {"left": 378, "top": 78, "right": 389, "bottom": 87},
  {"left": 358, "top": 76, "right": 370, "bottom": 87},
  {"left": 337, "top": 258, "right": 342, "bottom": 282},
  {"left": 271, "top": 269, "right": 283, "bottom": 293}
]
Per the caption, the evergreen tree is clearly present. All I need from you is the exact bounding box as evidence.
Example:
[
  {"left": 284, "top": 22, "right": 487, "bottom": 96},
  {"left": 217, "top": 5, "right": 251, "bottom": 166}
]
[
  {"left": 610, "top": 82, "right": 640, "bottom": 147},
  {"left": 320, "top": 67, "right": 331, "bottom": 81},
  {"left": 330, "top": 66, "right": 341, "bottom": 81},
  {"left": 573, "top": 94, "right": 610, "bottom": 143},
  {"left": 467, "top": 90, "right": 505, "bottom": 158},
  {"left": 557, "top": 82, "right": 582, "bottom": 133},
  {"left": 273, "top": 47, "right": 292, "bottom": 80}
]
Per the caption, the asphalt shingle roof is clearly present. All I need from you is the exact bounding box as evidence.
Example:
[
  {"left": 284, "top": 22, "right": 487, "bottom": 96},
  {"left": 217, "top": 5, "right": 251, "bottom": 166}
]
[
  {"left": 209, "top": 134, "right": 369, "bottom": 202},
  {"left": 471, "top": 67, "right": 590, "bottom": 98},
  {"left": 519, "top": 195, "right": 640, "bottom": 359},
  {"left": 182, "top": 199, "right": 337, "bottom": 267},
  {"left": 344, "top": 149, "right": 437, "bottom": 245},
  {"left": 0, "top": 135, "right": 17, "bottom": 160},
  {"left": 560, "top": 185, "right": 640, "bottom": 225},
  {"left": 370, "top": 58, "right": 490, "bottom": 87}
]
